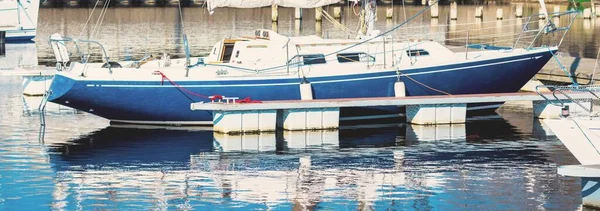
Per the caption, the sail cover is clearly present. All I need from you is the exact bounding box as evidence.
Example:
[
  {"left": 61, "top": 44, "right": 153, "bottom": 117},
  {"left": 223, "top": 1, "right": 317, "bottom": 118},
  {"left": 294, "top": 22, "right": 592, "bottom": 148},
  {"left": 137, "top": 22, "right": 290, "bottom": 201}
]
[{"left": 207, "top": 0, "right": 340, "bottom": 13}]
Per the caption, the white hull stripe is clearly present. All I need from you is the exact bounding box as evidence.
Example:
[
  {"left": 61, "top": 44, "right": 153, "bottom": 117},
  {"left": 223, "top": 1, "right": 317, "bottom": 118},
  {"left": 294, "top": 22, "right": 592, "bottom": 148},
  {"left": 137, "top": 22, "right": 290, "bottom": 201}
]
[{"left": 84, "top": 56, "right": 537, "bottom": 88}]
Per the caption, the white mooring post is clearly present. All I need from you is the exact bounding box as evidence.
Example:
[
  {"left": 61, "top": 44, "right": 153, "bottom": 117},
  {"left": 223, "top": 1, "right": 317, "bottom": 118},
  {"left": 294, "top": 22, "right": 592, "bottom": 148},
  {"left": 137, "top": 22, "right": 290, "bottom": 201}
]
[
  {"left": 583, "top": 8, "right": 592, "bottom": 19},
  {"left": 430, "top": 0, "right": 438, "bottom": 18},
  {"left": 554, "top": 5, "right": 560, "bottom": 14},
  {"left": 539, "top": 7, "right": 546, "bottom": 19},
  {"left": 450, "top": 2, "right": 458, "bottom": 20},
  {"left": 386, "top": 7, "right": 393, "bottom": 19},
  {"left": 475, "top": 6, "right": 483, "bottom": 18},
  {"left": 516, "top": 3, "right": 523, "bottom": 17},
  {"left": 334, "top": 7, "right": 342, "bottom": 19},
  {"left": 271, "top": 4, "right": 278, "bottom": 22},
  {"left": 315, "top": 7, "right": 323, "bottom": 21},
  {"left": 496, "top": 8, "right": 503, "bottom": 20},
  {"left": 295, "top": 8, "right": 303, "bottom": 19},
  {"left": 596, "top": 6, "right": 600, "bottom": 17}
]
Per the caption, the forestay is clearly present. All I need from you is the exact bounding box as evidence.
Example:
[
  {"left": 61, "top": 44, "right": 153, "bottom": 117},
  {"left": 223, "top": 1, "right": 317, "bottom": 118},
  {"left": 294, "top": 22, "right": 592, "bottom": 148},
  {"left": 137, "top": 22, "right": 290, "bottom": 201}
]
[{"left": 207, "top": 0, "right": 339, "bottom": 13}]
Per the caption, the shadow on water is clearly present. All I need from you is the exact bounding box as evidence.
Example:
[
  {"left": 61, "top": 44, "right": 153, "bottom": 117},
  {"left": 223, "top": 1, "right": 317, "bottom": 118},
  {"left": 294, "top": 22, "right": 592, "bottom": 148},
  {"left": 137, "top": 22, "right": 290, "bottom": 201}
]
[
  {"left": 46, "top": 114, "right": 560, "bottom": 172},
  {"left": 48, "top": 127, "right": 215, "bottom": 171}
]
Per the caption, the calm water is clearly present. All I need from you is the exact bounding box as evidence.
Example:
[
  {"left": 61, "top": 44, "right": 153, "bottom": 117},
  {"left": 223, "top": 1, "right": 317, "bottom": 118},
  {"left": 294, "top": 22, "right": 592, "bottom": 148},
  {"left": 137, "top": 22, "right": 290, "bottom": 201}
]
[
  {"left": 0, "top": 4, "right": 598, "bottom": 210},
  {"left": 0, "top": 73, "right": 590, "bottom": 210}
]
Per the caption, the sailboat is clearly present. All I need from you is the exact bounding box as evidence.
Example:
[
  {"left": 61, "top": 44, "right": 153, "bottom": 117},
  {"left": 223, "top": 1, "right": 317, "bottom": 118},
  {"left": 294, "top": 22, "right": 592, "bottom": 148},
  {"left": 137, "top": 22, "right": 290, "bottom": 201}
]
[
  {"left": 44, "top": 0, "right": 576, "bottom": 125},
  {"left": 0, "top": 0, "right": 40, "bottom": 42}
]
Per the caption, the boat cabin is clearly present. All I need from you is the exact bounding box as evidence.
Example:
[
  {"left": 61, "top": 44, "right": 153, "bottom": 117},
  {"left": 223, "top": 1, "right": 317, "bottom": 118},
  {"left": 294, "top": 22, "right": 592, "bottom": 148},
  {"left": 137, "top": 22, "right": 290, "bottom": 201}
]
[{"left": 203, "top": 29, "right": 455, "bottom": 69}]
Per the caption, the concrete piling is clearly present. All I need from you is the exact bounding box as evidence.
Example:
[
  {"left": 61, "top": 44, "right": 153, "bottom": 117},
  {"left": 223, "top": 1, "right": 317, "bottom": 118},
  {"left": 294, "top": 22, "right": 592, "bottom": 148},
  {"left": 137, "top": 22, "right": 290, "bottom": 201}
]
[
  {"left": 583, "top": 8, "right": 592, "bottom": 19},
  {"left": 496, "top": 8, "right": 503, "bottom": 20},
  {"left": 294, "top": 19, "right": 301, "bottom": 35},
  {"left": 271, "top": 4, "right": 278, "bottom": 22},
  {"left": 516, "top": 3, "right": 523, "bottom": 17},
  {"left": 315, "top": 7, "right": 323, "bottom": 22},
  {"left": 539, "top": 7, "right": 546, "bottom": 19},
  {"left": 450, "top": 2, "right": 457, "bottom": 20},
  {"left": 475, "top": 6, "right": 483, "bottom": 18},
  {"left": 295, "top": 8, "right": 303, "bottom": 19},
  {"left": 334, "top": 7, "right": 342, "bottom": 19},
  {"left": 386, "top": 7, "right": 393, "bottom": 19},
  {"left": 430, "top": 0, "right": 439, "bottom": 18}
]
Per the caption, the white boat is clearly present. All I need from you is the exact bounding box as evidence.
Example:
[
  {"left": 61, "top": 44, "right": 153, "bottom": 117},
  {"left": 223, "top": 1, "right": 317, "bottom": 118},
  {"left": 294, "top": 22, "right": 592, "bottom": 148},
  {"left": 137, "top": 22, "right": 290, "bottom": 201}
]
[
  {"left": 43, "top": 1, "right": 576, "bottom": 126},
  {"left": 538, "top": 85, "right": 600, "bottom": 209},
  {"left": 0, "top": 0, "right": 40, "bottom": 42}
]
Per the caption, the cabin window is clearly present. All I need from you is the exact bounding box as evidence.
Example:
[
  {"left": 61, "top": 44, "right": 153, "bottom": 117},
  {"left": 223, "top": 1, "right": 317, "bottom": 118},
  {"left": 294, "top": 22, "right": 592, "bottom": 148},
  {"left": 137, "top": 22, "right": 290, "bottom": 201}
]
[
  {"left": 337, "top": 53, "right": 374, "bottom": 63},
  {"left": 221, "top": 43, "right": 235, "bottom": 62},
  {"left": 301, "top": 54, "right": 326, "bottom": 65},
  {"left": 406, "top": 49, "right": 430, "bottom": 57}
]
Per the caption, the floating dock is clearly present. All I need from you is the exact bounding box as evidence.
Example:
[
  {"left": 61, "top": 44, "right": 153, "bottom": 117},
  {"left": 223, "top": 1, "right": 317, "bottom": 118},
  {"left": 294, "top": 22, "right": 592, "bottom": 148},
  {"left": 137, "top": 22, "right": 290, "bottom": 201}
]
[{"left": 191, "top": 92, "right": 593, "bottom": 134}]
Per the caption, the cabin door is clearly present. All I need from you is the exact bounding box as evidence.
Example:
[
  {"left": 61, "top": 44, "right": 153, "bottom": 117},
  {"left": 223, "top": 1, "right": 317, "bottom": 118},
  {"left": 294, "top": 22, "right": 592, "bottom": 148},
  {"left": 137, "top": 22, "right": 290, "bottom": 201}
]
[{"left": 219, "top": 39, "right": 237, "bottom": 63}]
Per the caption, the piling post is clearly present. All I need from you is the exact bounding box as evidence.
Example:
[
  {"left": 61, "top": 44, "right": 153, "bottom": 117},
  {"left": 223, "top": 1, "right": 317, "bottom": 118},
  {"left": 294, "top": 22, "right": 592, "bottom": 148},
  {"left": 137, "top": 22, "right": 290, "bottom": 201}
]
[
  {"left": 295, "top": 19, "right": 301, "bottom": 35},
  {"left": 450, "top": 2, "right": 457, "bottom": 20},
  {"left": 422, "top": 0, "right": 427, "bottom": 6},
  {"left": 539, "top": 7, "right": 546, "bottom": 19},
  {"left": 333, "top": 7, "right": 342, "bottom": 19},
  {"left": 271, "top": 4, "right": 278, "bottom": 22},
  {"left": 516, "top": 3, "right": 523, "bottom": 17},
  {"left": 386, "top": 7, "right": 393, "bottom": 19},
  {"left": 583, "top": 8, "right": 592, "bottom": 19},
  {"left": 475, "top": 6, "right": 483, "bottom": 18},
  {"left": 596, "top": 6, "right": 600, "bottom": 17},
  {"left": 0, "top": 31, "right": 5, "bottom": 56},
  {"left": 315, "top": 7, "right": 323, "bottom": 22},
  {"left": 430, "top": 0, "right": 439, "bottom": 18},
  {"left": 554, "top": 5, "right": 560, "bottom": 14},
  {"left": 496, "top": 8, "right": 503, "bottom": 20},
  {"left": 295, "top": 8, "right": 303, "bottom": 19},
  {"left": 591, "top": 0, "right": 596, "bottom": 16}
]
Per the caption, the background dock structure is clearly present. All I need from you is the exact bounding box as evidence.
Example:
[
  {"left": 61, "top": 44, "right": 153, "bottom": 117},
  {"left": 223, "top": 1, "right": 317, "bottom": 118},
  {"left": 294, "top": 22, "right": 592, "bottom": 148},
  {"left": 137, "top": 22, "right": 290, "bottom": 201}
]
[{"left": 190, "top": 91, "right": 594, "bottom": 134}]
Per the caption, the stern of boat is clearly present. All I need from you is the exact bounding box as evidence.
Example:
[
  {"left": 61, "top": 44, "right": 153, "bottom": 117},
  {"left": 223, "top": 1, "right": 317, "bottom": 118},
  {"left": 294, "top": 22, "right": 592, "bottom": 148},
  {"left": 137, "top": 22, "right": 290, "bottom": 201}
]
[{"left": 47, "top": 72, "right": 76, "bottom": 104}]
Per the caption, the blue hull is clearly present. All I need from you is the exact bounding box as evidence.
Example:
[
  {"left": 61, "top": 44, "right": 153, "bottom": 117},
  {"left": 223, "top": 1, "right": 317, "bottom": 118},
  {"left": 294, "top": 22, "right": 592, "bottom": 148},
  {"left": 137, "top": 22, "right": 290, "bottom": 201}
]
[
  {"left": 48, "top": 50, "right": 555, "bottom": 125},
  {"left": 6, "top": 35, "right": 35, "bottom": 43}
]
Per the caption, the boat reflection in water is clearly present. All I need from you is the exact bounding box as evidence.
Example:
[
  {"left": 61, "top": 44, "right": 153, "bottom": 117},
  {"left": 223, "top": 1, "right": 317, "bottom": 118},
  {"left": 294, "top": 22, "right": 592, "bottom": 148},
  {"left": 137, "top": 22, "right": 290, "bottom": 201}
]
[
  {"left": 45, "top": 118, "right": 579, "bottom": 210},
  {"left": 0, "top": 43, "right": 38, "bottom": 69},
  {"left": 22, "top": 96, "right": 78, "bottom": 115}
]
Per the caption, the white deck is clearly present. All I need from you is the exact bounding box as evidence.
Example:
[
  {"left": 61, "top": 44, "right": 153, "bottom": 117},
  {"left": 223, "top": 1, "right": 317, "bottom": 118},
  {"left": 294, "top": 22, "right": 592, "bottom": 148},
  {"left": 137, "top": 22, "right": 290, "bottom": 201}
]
[
  {"left": 190, "top": 92, "right": 591, "bottom": 111},
  {"left": 558, "top": 165, "right": 600, "bottom": 178}
]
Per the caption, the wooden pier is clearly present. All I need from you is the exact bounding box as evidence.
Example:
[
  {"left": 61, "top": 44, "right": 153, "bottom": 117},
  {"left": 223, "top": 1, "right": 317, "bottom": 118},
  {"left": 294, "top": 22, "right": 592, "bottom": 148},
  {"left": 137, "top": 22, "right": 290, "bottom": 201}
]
[{"left": 191, "top": 92, "right": 593, "bottom": 134}]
